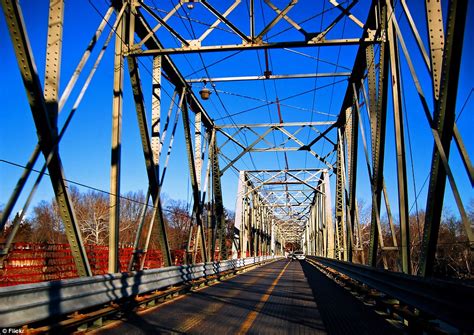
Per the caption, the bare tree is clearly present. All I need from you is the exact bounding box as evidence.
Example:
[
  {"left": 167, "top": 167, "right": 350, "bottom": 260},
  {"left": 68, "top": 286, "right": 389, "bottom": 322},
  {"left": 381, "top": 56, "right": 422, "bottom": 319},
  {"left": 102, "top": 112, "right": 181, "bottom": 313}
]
[
  {"left": 119, "top": 191, "right": 147, "bottom": 245},
  {"left": 75, "top": 191, "right": 109, "bottom": 245},
  {"left": 165, "top": 200, "right": 191, "bottom": 250},
  {"left": 29, "top": 200, "right": 65, "bottom": 243}
]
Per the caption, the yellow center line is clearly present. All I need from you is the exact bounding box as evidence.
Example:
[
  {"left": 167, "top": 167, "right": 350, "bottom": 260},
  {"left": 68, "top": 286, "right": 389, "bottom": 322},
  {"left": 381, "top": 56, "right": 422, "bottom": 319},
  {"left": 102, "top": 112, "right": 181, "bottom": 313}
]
[
  {"left": 237, "top": 261, "right": 291, "bottom": 334},
  {"left": 178, "top": 266, "right": 272, "bottom": 333}
]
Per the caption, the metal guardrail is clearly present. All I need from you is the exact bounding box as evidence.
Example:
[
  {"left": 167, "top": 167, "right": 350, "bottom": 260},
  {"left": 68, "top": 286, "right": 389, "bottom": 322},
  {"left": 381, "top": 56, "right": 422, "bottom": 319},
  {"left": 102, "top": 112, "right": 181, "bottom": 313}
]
[
  {"left": 0, "top": 256, "right": 279, "bottom": 327},
  {"left": 309, "top": 256, "right": 474, "bottom": 331}
]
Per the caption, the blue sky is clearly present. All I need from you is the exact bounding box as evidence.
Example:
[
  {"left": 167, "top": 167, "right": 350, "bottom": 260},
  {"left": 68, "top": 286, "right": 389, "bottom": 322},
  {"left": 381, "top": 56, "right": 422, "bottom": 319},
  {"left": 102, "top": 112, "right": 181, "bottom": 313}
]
[{"left": 0, "top": 0, "right": 472, "bottom": 222}]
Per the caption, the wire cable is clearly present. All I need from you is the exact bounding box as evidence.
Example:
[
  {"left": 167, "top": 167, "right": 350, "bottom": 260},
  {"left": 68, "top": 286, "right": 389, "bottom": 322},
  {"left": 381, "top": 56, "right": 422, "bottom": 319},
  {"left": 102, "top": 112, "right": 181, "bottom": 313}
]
[
  {"left": 266, "top": 1, "right": 347, "bottom": 40},
  {"left": 456, "top": 87, "right": 473, "bottom": 122},
  {"left": 305, "top": 0, "right": 327, "bottom": 171},
  {"left": 178, "top": 3, "right": 259, "bottom": 172},
  {"left": 215, "top": 78, "right": 347, "bottom": 120},
  {"left": 185, "top": 51, "right": 243, "bottom": 77},
  {"left": 400, "top": 50, "right": 422, "bottom": 238},
  {"left": 0, "top": 159, "right": 188, "bottom": 216},
  {"left": 214, "top": 89, "right": 336, "bottom": 117}
]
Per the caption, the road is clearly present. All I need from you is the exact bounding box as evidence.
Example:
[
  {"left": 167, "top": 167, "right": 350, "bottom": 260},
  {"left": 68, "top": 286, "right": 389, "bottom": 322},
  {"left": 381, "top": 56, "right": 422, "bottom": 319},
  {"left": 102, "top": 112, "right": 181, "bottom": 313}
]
[{"left": 95, "top": 259, "right": 399, "bottom": 334}]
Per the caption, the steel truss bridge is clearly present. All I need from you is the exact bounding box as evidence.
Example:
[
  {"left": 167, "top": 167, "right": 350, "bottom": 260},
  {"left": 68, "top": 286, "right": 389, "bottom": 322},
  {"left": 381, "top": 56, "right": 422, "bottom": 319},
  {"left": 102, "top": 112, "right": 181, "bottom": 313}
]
[{"left": 0, "top": 0, "right": 473, "bottom": 333}]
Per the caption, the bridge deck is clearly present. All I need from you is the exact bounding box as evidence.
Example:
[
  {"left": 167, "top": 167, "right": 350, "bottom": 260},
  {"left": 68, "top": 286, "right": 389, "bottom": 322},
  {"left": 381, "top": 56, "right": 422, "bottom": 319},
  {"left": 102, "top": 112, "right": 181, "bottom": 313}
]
[{"left": 95, "top": 259, "right": 399, "bottom": 334}]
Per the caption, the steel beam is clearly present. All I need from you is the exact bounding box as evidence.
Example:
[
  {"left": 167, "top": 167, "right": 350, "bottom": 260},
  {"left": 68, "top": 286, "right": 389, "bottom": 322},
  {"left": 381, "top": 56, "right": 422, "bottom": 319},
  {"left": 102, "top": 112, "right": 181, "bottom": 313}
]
[
  {"left": 197, "top": 0, "right": 241, "bottom": 44},
  {"left": 400, "top": 0, "right": 430, "bottom": 72},
  {"left": 151, "top": 56, "right": 162, "bottom": 167},
  {"left": 44, "top": 0, "right": 64, "bottom": 135},
  {"left": 266, "top": 0, "right": 307, "bottom": 37},
  {"left": 186, "top": 72, "right": 351, "bottom": 83},
  {"left": 200, "top": 0, "right": 250, "bottom": 43},
  {"left": 256, "top": 0, "right": 298, "bottom": 41},
  {"left": 335, "top": 0, "right": 378, "bottom": 129},
  {"left": 425, "top": 0, "right": 444, "bottom": 100},
  {"left": 388, "top": 2, "right": 473, "bottom": 251},
  {"left": 335, "top": 129, "right": 346, "bottom": 260},
  {"left": 419, "top": 0, "right": 469, "bottom": 277},
  {"left": 387, "top": 7, "right": 410, "bottom": 274},
  {"left": 365, "top": 45, "right": 377, "bottom": 147},
  {"left": 128, "top": 38, "right": 378, "bottom": 56},
  {"left": 134, "top": 11, "right": 213, "bottom": 129},
  {"left": 453, "top": 124, "right": 473, "bottom": 185},
  {"left": 217, "top": 121, "right": 334, "bottom": 128},
  {"left": 140, "top": 2, "right": 189, "bottom": 47},
  {"left": 210, "top": 130, "right": 227, "bottom": 260},
  {"left": 347, "top": 88, "right": 359, "bottom": 262},
  {"left": 108, "top": 7, "right": 126, "bottom": 273},
  {"left": 0, "top": 3, "right": 122, "bottom": 240},
  {"left": 331, "top": 0, "right": 379, "bottom": 262},
  {"left": 59, "top": 6, "right": 115, "bottom": 111},
  {"left": 127, "top": 56, "right": 172, "bottom": 267},
  {"left": 182, "top": 92, "right": 208, "bottom": 263},
  {"left": 2, "top": 0, "right": 91, "bottom": 276},
  {"left": 368, "top": 2, "right": 388, "bottom": 268},
  {"left": 323, "top": 171, "right": 334, "bottom": 258},
  {"left": 135, "top": 1, "right": 181, "bottom": 49}
]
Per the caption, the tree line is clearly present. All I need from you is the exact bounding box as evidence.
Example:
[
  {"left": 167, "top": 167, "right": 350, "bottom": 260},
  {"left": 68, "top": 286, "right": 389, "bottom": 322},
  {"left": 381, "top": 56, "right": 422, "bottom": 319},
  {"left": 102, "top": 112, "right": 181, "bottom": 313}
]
[
  {"left": 1, "top": 189, "right": 472, "bottom": 278},
  {"left": 0, "top": 187, "right": 234, "bottom": 253},
  {"left": 353, "top": 199, "right": 473, "bottom": 279}
]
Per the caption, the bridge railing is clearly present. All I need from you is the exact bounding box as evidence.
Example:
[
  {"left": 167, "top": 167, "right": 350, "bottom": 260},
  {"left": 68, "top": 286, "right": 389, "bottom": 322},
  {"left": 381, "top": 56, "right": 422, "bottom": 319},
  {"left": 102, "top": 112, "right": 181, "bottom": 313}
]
[
  {"left": 308, "top": 256, "right": 474, "bottom": 332},
  {"left": 0, "top": 255, "right": 279, "bottom": 328}
]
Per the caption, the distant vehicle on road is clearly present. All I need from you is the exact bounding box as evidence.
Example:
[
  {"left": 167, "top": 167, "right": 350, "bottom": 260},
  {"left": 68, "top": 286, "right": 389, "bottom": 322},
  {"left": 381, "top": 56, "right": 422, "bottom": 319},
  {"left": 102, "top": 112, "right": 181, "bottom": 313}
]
[{"left": 293, "top": 251, "right": 305, "bottom": 260}]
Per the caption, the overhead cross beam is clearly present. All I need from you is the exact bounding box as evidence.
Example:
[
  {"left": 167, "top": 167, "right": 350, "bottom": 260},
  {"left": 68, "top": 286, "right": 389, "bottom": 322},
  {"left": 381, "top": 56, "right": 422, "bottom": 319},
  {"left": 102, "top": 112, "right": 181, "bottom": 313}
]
[
  {"left": 217, "top": 122, "right": 336, "bottom": 174},
  {"left": 186, "top": 72, "right": 351, "bottom": 83},
  {"left": 134, "top": 9, "right": 214, "bottom": 129},
  {"left": 129, "top": 38, "right": 378, "bottom": 56},
  {"left": 127, "top": 0, "right": 377, "bottom": 56},
  {"left": 237, "top": 169, "right": 328, "bottom": 244}
]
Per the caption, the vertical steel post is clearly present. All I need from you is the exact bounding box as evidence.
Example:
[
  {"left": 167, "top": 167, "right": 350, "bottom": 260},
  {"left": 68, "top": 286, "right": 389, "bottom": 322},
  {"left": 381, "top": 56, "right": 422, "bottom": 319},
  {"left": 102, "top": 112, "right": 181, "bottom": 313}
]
[
  {"left": 151, "top": 56, "right": 162, "bottom": 167},
  {"left": 182, "top": 92, "right": 208, "bottom": 263},
  {"left": 253, "top": 198, "right": 258, "bottom": 256},
  {"left": 252, "top": 196, "right": 257, "bottom": 256},
  {"left": 311, "top": 203, "right": 315, "bottom": 256},
  {"left": 128, "top": 0, "right": 136, "bottom": 48},
  {"left": 44, "top": 0, "right": 63, "bottom": 135},
  {"left": 193, "top": 112, "right": 203, "bottom": 258},
  {"left": 242, "top": 197, "right": 249, "bottom": 258},
  {"left": 271, "top": 218, "right": 276, "bottom": 255},
  {"left": 347, "top": 92, "right": 359, "bottom": 262},
  {"left": 195, "top": 113, "right": 202, "bottom": 192},
  {"left": 335, "top": 143, "right": 342, "bottom": 259},
  {"left": 250, "top": 0, "right": 255, "bottom": 41},
  {"left": 332, "top": 1, "right": 380, "bottom": 263},
  {"left": 368, "top": 3, "right": 389, "bottom": 267},
  {"left": 211, "top": 129, "right": 227, "bottom": 260},
  {"left": 109, "top": 9, "right": 126, "bottom": 273},
  {"left": 424, "top": 0, "right": 444, "bottom": 100},
  {"left": 315, "top": 195, "right": 319, "bottom": 256},
  {"left": 366, "top": 46, "right": 377, "bottom": 146},
  {"left": 387, "top": 9, "right": 410, "bottom": 274},
  {"left": 335, "top": 129, "right": 347, "bottom": 260}
]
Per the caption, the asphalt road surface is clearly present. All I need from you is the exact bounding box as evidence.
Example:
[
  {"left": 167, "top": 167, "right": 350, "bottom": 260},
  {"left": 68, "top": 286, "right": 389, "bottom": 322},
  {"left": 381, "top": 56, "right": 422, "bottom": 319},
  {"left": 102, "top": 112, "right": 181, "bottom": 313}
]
[{"left": 95, "top": 259, "right": 399, "bottom": 334}]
